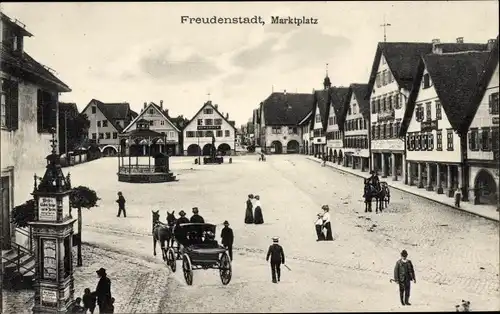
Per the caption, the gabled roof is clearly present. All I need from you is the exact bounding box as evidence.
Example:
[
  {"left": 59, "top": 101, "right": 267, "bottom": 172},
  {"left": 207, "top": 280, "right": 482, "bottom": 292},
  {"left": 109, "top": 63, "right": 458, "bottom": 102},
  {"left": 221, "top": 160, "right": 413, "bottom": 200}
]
[
  {"left": 400, "top": 51, "right": 490, "bottom": 136},
  {"left": 262, "top": 92, "right": 315, "bottom": 126},
  {"left": 312, "top": 89, "right": 331, "bottom": 130},
  {"left": 184, "top": 101, "right": 236, "bottom": 131},
  {"left": 366, "top": 41, "right": 490, "bottom": 96},
  {"left": 0, "top": 12, "right": 33, "bottom": 37},
  {"left": 465, "top": 36, "right": 499, "bottom": 130},
  {"left": 81, "top": 99, "right": 136, "bottom": 133},
  {"left": 298, "top": 111, "right": 313, "bottom": 126},
  {"left": 350, "top": 83, "right": 371, "bottom": 119},
  {"left": 329, "top": 87, "right": 351, "bottom": 131},
  {"left": 1, "top": 46, "right": 70, "bottom": 92},
  {"left": 123, "top": 102, "right": 180, "bottom": 133}
]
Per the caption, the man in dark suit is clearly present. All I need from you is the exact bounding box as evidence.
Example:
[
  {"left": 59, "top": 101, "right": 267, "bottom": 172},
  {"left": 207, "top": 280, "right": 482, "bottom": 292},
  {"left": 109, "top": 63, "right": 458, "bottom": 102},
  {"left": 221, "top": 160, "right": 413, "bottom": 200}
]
[
  {"left": 190, "top": 207, "right": 205, "bottom": 223},
  {"left": 220, "top": 220, "right": 234, "bottom": 260},
  {"left": 93, "top": 268, "right": 112, "bottom": 313},
  {"left": 176, "top": 210, "right": 190, "bottom": 226},
  {"left": 116, "top": 192, "right": 126, "bottom": 218},
  {"left": 394, "top": 249, "right": 416, "bottom": 306},
  {"left": 266, "top": 237, "right": 285, "bottom": 283}
]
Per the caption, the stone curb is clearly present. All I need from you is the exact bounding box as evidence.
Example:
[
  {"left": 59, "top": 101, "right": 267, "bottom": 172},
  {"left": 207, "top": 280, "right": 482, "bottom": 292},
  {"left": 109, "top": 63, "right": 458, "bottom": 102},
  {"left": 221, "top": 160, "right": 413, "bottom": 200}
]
[{"left": 306, "top": 156, "right": 499, "bottom": 223}]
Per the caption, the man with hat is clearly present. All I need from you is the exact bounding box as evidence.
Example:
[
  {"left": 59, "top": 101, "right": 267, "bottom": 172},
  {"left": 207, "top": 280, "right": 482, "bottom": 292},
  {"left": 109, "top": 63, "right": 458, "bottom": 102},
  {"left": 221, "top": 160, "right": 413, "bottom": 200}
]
[
  {"left": 266, "top": 237, "right": 285, "bottom": 283},
  {"left": 368, "top": 171, "right": 380, "bottom": 189},
  {"left": 176, "top": 210, "right": 190, "bottom": 226},
  {"left": 220, "top": 220, "right": 234, "bottom": 260},
  {"left": 393, "top": 249, "right": 416, "bottom": 306},
  {"left": 94, "top": 268, "right": 112, "bottom": 313},
  {"left": 190, "top": 207, "right": 205, "bottom": 223}
]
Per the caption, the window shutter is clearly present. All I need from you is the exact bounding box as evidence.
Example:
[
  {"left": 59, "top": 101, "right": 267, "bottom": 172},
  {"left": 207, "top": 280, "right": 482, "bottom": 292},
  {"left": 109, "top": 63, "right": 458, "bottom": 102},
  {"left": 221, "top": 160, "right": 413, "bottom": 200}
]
[
  {"left": 478, "top": 129, "right": 483, "bottom": 149},
  {"left": 489, "top": 94, "right": 493, "bottom": 113},
  {"left": 3, "top": 80, "right": 11, "bottom": 129},
  {"left": 422, "top": 134, "right": 427, "bottom": 150},
  {"left": 9, "top": 80, "right": 19, "bottom": 131},
  {"left": 429, "top": 134, "right": 434, "bottom": 150},
  {"left": 468, "top": 132, "right": 472, "bottom": 150}
]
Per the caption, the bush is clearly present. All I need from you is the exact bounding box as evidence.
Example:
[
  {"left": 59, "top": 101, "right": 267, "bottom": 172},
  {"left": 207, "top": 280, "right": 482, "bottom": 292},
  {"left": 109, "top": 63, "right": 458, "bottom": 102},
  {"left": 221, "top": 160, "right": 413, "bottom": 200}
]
[
  {"left": 70, "top": 186, "right": 99, "bottom": 209},
  {"left": 11, "top": 199, "right": 36, "bottom": 228}
]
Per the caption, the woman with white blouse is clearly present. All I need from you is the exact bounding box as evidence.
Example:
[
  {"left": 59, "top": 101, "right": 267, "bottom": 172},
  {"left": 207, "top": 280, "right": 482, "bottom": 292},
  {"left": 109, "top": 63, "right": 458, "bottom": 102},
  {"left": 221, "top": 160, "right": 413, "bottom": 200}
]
[{"left": 321, "top": 205, "right": 333, "bottom": 241}]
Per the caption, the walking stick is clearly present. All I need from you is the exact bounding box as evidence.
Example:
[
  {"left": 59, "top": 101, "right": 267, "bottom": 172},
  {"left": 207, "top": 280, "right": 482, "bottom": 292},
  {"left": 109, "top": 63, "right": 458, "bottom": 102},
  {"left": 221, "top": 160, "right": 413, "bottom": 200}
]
[{"left": 284, "top": 264, "right": 291, "bottom": 271}]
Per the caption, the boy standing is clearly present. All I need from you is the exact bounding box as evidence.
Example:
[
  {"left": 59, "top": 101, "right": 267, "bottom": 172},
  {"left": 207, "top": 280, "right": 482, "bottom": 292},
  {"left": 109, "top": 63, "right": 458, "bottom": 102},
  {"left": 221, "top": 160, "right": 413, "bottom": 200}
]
[{"left": 116, "top": 192, "right": 126, "bottom": 217}]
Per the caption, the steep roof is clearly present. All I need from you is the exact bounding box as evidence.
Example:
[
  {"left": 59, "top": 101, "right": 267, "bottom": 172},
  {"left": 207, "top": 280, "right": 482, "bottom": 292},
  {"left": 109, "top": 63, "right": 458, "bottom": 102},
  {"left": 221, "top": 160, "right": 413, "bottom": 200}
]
[
  {"left": 313, "top": 89, "right": 331, "bottom": 130},
  {"left": 262, "top": 92, "right": 315, "bottom": 126},
  {"left": 330, "top": 87, "right": 351, "bottom": 130},
  {"left": 350, "top": 83, "right": 371, "bottom": 119},
  {"left": 184, "top": 101, "right": 236, "bottom": 131},
  {"left": 59, "top": 102, "right": 78, "bottom": 115},
  {"left": 465, "top": 36, "right": 499, "bottom": 130},
  {"left": 1, "top": 46, "right": 70, "bottom": 92},
  {"left": 123, "top": 102, "right": 181, "bottom": 133},
  {"left": 400, "top": 51, "right": 490, "bottom": 136},
  {"left": 366, "top": 41, "right": 490, "bottom": 96}
]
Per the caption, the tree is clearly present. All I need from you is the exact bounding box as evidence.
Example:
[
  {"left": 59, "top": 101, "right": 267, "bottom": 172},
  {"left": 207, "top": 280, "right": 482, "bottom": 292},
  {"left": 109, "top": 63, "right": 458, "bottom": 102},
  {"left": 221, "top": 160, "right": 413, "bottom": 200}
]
[
  {"left": 69, "top": 186, "right": 99, "bottom": 266},
  {"left": 169, "top": 115, "right": 190, "bottom": 130},
  {"left": 59, "top": 109, "right": 91, "bottom": 154},
  {"left": 11, "top": 199, "right": 36, "bottom": 228}
]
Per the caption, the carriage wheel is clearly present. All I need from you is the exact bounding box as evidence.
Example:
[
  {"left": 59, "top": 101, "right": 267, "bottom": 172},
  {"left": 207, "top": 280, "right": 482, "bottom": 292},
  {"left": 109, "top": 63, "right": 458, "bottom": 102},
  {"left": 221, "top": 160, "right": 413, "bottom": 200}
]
[
  {"left": 182, "top": 254, "right": 193, "bottom": 286},
  {"left": 166, "top": 247, "right": 176, "bottom": 273},
  {"left": 219, "top": 252, "right": 232, "bottom": 285}
]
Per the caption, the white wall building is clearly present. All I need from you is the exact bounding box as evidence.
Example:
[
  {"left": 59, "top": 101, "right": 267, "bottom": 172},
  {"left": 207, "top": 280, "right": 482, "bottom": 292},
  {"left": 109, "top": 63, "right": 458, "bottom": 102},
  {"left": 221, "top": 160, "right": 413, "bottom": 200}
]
[
  {"left": 122, "top": 101, "right": 180, "bottom": 155},
  {"left": 325, "top": 87, "right": 350, "bottom": 163},
  {"left": 183, "top": 100, "right": 236, "bottom": 156}
]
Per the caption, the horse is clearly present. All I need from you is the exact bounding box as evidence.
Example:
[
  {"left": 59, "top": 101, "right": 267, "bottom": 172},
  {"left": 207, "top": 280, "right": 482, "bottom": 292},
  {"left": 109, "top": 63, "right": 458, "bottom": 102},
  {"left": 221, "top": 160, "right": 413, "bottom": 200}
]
[
  {"left": 364, "top": 180, "right": 391, "bottom": 213},
  {"left": 152, "top": 210, "right": 177, "bottom": 259}
]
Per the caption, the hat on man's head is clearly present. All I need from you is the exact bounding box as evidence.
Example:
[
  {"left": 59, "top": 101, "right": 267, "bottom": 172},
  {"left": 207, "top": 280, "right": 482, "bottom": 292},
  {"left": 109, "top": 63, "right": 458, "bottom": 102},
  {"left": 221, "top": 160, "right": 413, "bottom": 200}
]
[
  {"left": 255, "top": 195, "right": 260, "bottom": 200},
  {"left": 248, "top": 194, "right": 254, "bottom": 198},
  {"left": 322, "top": 205, "right": 329, "bottom": 211},
  {"left": 272, "top": 236, "right": 279, "bottom": 242},
  {"left": 179, "top": 210, "right": 186, "bottom": 216},
  {"left": 192, "top": 207, "right": 199, "bottom": 214},
  {"left": 223, "top": 220, "right": 229, "bottom": 225},
  {"left": 96, "top": 268, "right": 106, "bottom": 276},
  {"left": 401, "top": 249, "right": 408, "bottom": 257}
]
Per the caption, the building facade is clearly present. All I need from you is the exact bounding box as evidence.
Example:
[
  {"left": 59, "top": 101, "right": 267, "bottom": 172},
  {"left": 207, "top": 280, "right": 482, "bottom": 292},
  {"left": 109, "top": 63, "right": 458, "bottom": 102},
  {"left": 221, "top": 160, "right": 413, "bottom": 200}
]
[
  {"left": 1, "top": 13, "right": 71, "bottom": 249},
  {"left": 259, "top": 91, "right": 313, "bottom": 154},
  {"left": 401, "top": 50, "right": 491, "bottom": 201},
  {"left": 325, "top": 87, "right": 350, "bottom": 163},
  {"left": 466, "top": 38, "right": 499, "bottom": 206},
  {"left": 342, "top": 84, "right": 371, "bottom": 171},
  {"left": 82, "top": 99, "right": 137, "bottom": 156},
  {"left": 183, "top": 100, "right": 236, "bottom": 156},
  {"left": 123, "top": 101, "right": 180, "bottom": 155}
]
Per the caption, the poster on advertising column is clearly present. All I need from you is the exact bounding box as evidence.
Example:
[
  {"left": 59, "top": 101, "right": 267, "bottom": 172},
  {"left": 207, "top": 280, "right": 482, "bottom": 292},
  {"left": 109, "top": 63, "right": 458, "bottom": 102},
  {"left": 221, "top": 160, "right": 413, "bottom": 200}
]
[{"left": 38, "top": 197, "right": 57, "bottom": 221}]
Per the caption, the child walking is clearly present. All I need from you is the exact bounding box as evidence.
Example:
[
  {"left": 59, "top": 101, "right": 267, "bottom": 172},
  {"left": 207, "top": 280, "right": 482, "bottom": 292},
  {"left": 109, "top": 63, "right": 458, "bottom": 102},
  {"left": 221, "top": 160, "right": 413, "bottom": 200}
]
[{"left": 116, "top": 192, "right": 126, "bottom": 217}]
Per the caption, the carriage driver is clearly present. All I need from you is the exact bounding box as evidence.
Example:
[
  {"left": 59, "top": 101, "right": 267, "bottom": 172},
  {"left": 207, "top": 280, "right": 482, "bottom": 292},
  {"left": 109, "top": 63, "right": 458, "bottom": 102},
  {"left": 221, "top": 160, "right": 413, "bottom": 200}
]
[
  {"left": 176, "top": 210, "right": 190, "bottom": 226},
  {"left": 190, "top": 207, "right": 205, "bottom": 223},
  {"left": 368, "top": 171, "right": 380, "bottom": 188}
]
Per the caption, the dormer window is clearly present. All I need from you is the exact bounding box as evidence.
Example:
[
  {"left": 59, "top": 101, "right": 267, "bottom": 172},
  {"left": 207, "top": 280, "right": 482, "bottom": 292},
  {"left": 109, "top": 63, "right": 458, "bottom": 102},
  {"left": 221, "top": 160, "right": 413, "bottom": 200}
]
[{"left": 422, "top": 73, "right": 432, "bottom": 89}]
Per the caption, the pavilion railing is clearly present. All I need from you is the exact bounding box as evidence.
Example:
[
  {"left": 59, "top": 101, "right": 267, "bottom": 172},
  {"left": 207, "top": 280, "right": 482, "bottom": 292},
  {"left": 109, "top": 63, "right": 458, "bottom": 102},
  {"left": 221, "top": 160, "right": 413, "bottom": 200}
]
[{"left": 119, "top": 165, "right": 156, "bottom": 174}]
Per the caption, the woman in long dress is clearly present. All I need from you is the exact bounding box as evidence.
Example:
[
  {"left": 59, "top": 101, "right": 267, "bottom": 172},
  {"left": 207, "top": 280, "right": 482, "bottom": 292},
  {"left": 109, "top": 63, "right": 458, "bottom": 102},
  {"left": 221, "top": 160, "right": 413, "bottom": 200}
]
[
  {"left": 245, "top": 194, "right": 254, "bottom": 224},
  {"left": 253, "top": 195, "right": 264, "bottom": 224},
  {"left": 321, "top": 205, "right": 333, "bottom": 241}
]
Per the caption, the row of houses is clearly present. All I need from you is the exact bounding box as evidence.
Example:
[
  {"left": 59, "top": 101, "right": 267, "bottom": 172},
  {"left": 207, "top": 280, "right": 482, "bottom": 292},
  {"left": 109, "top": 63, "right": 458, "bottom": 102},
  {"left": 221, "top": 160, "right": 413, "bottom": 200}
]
[
  {"left": 251, "top": 36, "right": 499, "bottom": 207},
  {"left": 81, "top": 99, "right": 237, "bottom": 157}
]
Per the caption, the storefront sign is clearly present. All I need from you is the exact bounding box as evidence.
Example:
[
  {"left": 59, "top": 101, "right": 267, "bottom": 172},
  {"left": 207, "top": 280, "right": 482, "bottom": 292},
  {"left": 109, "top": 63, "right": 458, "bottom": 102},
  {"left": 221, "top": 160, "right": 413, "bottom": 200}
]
[
  {"left": 492, "top": 116, "right": 499, "bottom": 125},
  {"left": 39, "top": 197, "right": 57, "bottom": 221},
  {"left": 41, "top": 289, "right": 57, "bottom": 304},
  {"left": 42, "top": 239, "right": 57, "bottom": 280},
  {"left": 421, "top": 120, "right": 438, "bottom": 132},
  {"left": 197, "top": 125, "right": 221, "bottom": 130}
]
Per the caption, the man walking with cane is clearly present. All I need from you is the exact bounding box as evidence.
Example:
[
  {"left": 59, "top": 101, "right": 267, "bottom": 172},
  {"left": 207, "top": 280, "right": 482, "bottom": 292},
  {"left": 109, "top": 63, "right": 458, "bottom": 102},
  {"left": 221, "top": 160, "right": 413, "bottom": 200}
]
[
  {"left": 266, "top": 236, "right": 285, "bottom": 283},
  {"left": 220, "top": 220, "right": 234, "bottom": 261}
]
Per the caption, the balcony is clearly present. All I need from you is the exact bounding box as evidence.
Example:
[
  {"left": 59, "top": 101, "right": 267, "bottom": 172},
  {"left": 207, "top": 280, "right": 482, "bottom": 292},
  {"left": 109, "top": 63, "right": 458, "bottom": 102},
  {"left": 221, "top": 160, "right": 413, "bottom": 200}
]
[{"left": 377, "top": 109, "right": 395, "bottom": 122}]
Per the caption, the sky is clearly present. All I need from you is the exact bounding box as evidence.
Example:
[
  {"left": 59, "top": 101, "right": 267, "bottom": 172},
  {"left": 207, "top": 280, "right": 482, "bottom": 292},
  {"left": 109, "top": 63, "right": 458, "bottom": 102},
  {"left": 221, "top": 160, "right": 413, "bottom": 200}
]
[{"left": 1, "top": 1, "right": 498, "bottom": 127}]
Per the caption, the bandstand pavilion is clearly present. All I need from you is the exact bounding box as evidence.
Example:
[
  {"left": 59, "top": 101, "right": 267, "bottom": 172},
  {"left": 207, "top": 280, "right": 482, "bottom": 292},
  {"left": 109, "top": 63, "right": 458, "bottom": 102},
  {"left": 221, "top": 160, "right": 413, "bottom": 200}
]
[{"left": 117, "top": 119, "right": 176, "bottom": 183}]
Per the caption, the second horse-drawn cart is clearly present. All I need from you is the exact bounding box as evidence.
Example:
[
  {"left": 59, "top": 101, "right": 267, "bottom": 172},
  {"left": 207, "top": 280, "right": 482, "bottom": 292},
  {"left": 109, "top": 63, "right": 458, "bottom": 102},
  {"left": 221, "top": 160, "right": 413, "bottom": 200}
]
[{"left": 164, "top": 223, "right": 232, "bottom": 286}]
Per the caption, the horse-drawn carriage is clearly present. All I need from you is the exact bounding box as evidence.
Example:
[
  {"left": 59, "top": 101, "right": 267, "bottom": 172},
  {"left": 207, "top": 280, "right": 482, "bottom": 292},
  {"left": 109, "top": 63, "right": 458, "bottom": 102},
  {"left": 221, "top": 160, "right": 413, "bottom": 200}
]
[{"left": 164, "top": 223, "right": 232, "bottom": 286}]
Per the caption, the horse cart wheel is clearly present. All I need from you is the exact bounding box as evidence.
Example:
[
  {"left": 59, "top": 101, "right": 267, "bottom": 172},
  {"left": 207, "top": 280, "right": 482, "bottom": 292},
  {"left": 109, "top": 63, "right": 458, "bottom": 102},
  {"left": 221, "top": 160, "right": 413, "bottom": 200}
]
[
  {"left": 219, "top": 252, "right": 232, "bottom": 285},
  {"left": 166, "top": 247, "right": 176, "bottom": 273},
  {"left": 182, "top": 254, "right": 193, "bottom": 286}
]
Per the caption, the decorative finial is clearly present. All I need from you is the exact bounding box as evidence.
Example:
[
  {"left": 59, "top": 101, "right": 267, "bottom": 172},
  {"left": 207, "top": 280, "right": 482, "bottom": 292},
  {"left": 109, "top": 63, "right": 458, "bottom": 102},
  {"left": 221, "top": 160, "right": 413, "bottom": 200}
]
[
  {"left": 380, "top": 15, "right": 391, "bottom": 43},
  {"left": 326, "top": 63, "right": 329, "bottom": 76},
  {"left": 33, "top": 174, "right": 38, "bottom": 191},
  {"left": 49, "top": 127, "right": 58, "bottom": 155},
  {"left": 207, "top": 91, "right": 211, "bottom": 101}
]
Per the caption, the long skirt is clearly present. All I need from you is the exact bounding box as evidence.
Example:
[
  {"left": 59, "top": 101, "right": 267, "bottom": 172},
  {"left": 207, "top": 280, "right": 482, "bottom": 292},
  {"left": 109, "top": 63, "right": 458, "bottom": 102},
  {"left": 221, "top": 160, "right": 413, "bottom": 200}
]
[
  {"left": 324, "top": 222, "right": 333, "bottom": 240},
  {"left": 254, "top": 206, "right": 264, "bottom": 224},
  {"left": 245, "top": 206, "right": 254, "bottom": 224}
]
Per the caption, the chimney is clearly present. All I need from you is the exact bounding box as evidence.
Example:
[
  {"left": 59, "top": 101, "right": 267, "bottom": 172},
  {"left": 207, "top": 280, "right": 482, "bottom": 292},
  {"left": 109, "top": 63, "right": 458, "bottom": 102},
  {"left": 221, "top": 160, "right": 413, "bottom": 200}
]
[
  {"left": 225, "top": 113, "right": 229, "bottom": 120},
  {"left": 143, "top": 102, "right": 147, "bottom": 109},
  {"left": 456, "top": 37, "right": 464, "bottom": 44},
  {"left": 214, "top": 104, "right": 218, "bottom": 110},
  {"left": 487, "top": 38, "right": 496, "bottom": 51},
  {"left": 160, "top": 100, "right": 163, "bottom": 110},
  {"left": 164, "top": 109, "right": 169, "bottom": 117},
  {"left": 432, "top": 38, "right": 442, "bottom": 54},
  {"left": 284, "top": 89, "right": 287, "bottom": 96}
]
